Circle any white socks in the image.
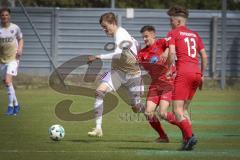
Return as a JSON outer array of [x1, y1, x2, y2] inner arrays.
[[94, 98, 103, 129], [6, 84, 18, 107]]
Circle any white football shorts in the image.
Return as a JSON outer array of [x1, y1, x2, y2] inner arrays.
[[0, 60, 19, 79], [100, 69, 144, 106]]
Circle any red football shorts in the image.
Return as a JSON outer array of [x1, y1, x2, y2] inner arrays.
[[173, 72, 202, 100], [146, 84, 172, 105]]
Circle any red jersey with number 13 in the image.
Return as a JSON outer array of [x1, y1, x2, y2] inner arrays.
[[167, 26, 204, 73]]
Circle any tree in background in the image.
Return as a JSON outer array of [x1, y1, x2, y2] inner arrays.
[[18, 0, 110, 8], [1, 0, 240, 10]]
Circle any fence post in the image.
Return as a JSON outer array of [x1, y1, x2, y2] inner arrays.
[[51, 7, 59, 72], [117, 14, 122, 26], [111, 0, 115, 9], [212, 16, 218, 79], [221, 0, 227, 89]]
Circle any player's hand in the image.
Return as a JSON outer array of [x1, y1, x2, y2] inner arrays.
[[165, 69, 172, 80], [199, 76, 204, 90], [87, 55, 97, 64], [16, 49, 23, 59], [159, 57, 167, 64]]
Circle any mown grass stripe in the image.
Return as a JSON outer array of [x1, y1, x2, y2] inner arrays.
[[191, 101, 240, 106], [0, 149, 239, 156], [191, 110, 240, 114]]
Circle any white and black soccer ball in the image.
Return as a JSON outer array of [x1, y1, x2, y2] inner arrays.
[[48, 124, 65, 141]]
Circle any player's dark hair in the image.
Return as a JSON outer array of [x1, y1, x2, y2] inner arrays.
[[99, 12, 118, 25], [0, 8, 11, 14], [140, 25, 156, 33], [167, 5, 188, 18]]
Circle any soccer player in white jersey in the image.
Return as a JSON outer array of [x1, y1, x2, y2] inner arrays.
[[0, 8, 24, 115], [87, 12, 144, 137]]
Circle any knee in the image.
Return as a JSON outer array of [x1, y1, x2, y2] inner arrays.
[[173, 110, 184, 121], [144, 110, 154, 119], [159, 111, 166, 119], [131, 103, 145, 113], [95, 90, 106, 99], [3, 79, 10, 86], [184, 110, 189, 117], [131, 106, 138, 113], [4, 81, 12, 87]]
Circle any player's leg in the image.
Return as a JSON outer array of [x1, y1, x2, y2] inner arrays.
[[183, 100, 191, 124], [128, 76, 145, 113], [173, 72, 201, 150], [175, 100, 197, 151], [173, 100, 191, 138], [155, 99, 170, 142], [88, 71, 121, 137], [4, 74, 14, 115], [145, 100, 169, 143], [158, 99, 179, 127], [157, 100, 185, 142], [4, 61, 19, 116], [157, 91, 179, 126], [143, 85, 168, 142], [173, 100, 197, 151], [157, 100, 169, 119], [181, 73, 202, 150], [184, 72, 202, 125], [88, 82, 111, 137]]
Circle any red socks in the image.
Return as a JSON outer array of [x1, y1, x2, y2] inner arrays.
[[179, 119, 193, 142], [148, 112, 192, 142], [166, 112, 192, 142], [166, 112, 179, 126], [148, 115, 167, 138]]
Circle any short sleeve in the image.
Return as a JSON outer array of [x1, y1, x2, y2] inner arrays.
[[156, 38, 168, 49], [16, 25, 23, 40], [167, 31, 175, 46]]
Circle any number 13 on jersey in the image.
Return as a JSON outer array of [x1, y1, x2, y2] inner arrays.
[[184, 37, 197, 58]]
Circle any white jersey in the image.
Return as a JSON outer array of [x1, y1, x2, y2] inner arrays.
[[114, 27, 139, 57], [100, 27, 140, 75], [0, 23, 23, 63]]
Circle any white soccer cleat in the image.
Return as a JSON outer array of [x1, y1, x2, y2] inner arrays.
[[88, 128, 103, 137]]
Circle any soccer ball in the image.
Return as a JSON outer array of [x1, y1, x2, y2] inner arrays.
[[48, 124, 65, 141]]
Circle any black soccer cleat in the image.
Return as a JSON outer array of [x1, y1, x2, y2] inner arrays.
[[181, 134, 198, 151]]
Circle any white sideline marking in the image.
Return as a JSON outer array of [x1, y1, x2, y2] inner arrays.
[[0, 150, 239, 156]]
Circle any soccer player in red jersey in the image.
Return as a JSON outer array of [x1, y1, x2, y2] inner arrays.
[[138, 25, 177, 143], [166, 6, 207, 150]]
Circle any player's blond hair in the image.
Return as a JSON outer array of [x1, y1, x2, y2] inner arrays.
[[99, 12, 118, 25]]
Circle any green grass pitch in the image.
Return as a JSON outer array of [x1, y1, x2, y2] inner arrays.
[[0, 88, 240, 160]]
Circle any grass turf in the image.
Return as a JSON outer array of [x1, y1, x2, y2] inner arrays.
[[0, 88, 240, 160]]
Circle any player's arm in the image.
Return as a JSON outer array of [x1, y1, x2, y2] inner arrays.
[[88, 35, 134, 64], [160, 38, 170, 63], [152, 48, 169, 64], [198, 48, 207, 90], [167, 44, 175, 68], [17, 38, 24, 57], [196, 33, 207, 90], [165, 45, 175, 79], [199, 49, 207, 76], [161, 47, 169, 63], [165, 32, 175, 70], [87, 51, 121, 64], [16, 26, 24, 59]]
